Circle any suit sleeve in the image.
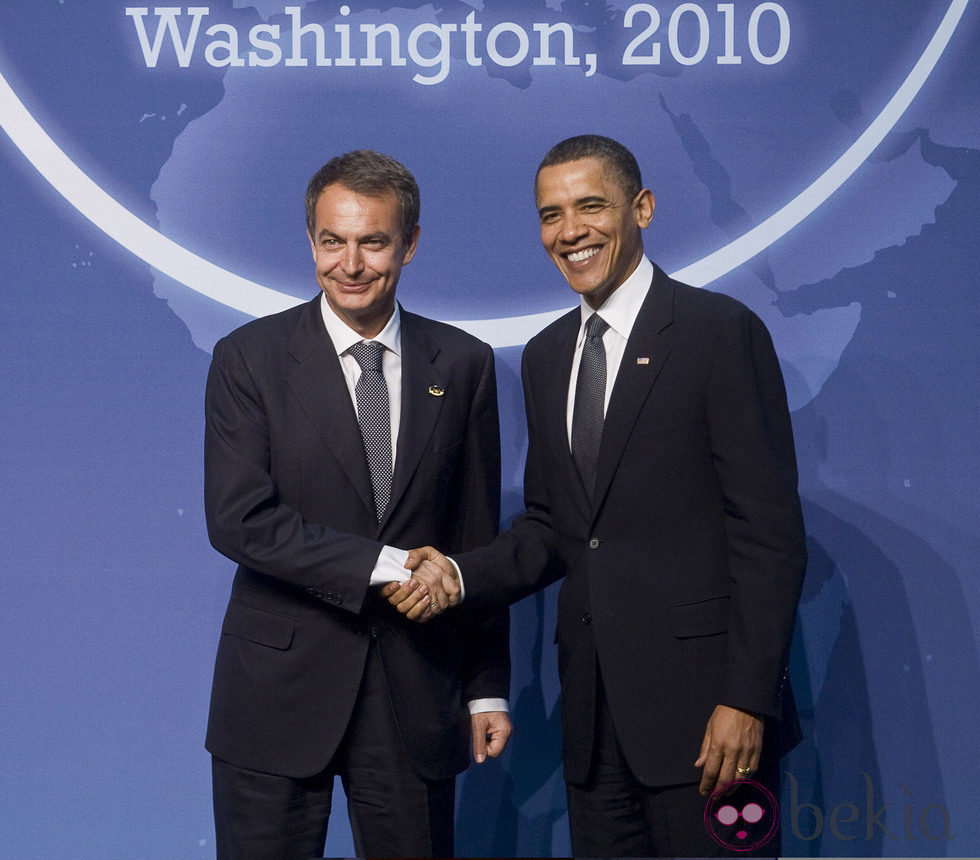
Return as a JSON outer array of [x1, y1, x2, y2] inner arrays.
[[706, 306, 806, 718], [454, 345, 562, 610], [204, 336, 382, 614], [456, 345, 512, 702]]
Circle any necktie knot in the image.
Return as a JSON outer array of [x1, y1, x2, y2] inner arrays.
[[585, 313, 609, 341], [349, 340, 385, 371]]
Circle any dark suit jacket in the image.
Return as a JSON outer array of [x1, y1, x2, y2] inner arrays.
[[458, 266, 806, 787], [204, 297, 509, 781]]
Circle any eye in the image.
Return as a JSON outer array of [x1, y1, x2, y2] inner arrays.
[[318, 237, 340, 249], [716, 805, 739, 826], [741, 803, 765, 823], [540, 212, 560, 225]]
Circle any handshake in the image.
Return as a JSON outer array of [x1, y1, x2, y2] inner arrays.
[[381, 546, 458, 622]]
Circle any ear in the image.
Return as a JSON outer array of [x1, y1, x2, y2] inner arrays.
[[633, 189, 655, 229], [401, 225, 421, 265]]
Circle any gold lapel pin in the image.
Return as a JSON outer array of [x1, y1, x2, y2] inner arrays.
[[636, 357, 650, 365], [428, 385, 445, 397]]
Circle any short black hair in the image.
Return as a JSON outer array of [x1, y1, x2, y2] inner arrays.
[[536, 135, 643, 200], [305, 150, 420, 243]]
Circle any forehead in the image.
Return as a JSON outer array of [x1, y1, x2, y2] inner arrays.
[[312, 183, 401, 234], [535, 157, 623, 206]]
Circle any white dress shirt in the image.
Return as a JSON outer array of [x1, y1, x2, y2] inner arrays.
[[566, 256, 654, 446], [320, 295, 506, 715]]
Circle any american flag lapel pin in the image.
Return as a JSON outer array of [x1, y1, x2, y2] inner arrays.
[[636, 357, 650, 365]]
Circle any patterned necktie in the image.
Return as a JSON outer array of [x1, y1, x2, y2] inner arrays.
[[348, 340, 392, 521], [570, 313, 609, 499]]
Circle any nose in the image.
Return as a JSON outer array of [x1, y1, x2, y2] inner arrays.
[[559, 212, 588, 245], [340, 241, 364, 274]]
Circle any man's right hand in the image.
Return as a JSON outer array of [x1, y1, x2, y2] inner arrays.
[[382, 547, 459, 622]]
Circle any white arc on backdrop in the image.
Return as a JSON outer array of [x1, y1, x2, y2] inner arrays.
[[0, 0, 968, 347]]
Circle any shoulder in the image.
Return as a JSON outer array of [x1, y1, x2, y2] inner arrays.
[[524, 307, 578, 357], [667, 277, 769, 338], [401, 309, 493, 360], [670, 276, 751, 318], [215, 298, 311, 355]]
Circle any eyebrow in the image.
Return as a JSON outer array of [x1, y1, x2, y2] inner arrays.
[[315, 229, 392, 243]]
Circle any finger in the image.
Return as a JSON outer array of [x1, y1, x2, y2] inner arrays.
[[404, 590, 432, 621], [486, 719, 513, 758], [380, 581, 399, 598], [486, 732, 505, 758], [387, 578, 421, 609], [736, 745, 762, 780], [393, 582, 431, 616], [698, 751, 723, 796], [716, 750, 739, 790]]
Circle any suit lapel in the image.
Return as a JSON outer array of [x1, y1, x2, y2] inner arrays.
[[285, 298, 375, 518], [592, 271, 674, 518], [386, 310, 446, 528]]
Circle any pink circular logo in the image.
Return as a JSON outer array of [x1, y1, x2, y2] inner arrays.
[[703, 778, 780, 852]]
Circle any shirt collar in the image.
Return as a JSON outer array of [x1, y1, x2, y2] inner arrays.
[[319, 294, 402, 357], [578, 255, 653, 342]]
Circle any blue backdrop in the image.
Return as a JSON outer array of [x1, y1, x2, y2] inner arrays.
[[0, 1, 976, 856]]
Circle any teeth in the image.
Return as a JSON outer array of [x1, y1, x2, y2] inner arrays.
[[567, 247, 600, 263]]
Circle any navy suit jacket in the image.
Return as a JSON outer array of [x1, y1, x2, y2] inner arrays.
[[204, 297, 509, 780], [458, 266, 805, 787]]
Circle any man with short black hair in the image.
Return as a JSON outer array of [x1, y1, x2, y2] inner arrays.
[[393, 135, 806, 856]]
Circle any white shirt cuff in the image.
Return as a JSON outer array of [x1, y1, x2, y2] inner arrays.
[[447, 556, 465, 601], [468, 698, 509, 714], [368, 545, 412, 585]]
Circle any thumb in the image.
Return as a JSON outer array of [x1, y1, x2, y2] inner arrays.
[[472, 721, 488, 764]]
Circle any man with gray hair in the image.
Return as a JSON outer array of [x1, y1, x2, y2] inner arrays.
[[204, 150, 511, 857]]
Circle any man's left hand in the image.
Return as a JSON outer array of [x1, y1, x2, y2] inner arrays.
[[470, 710, 512, 764], [695, 704, 763, 795]]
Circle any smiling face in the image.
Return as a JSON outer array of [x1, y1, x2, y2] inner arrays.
[[308, 182, 419, 338], [535, 157, 654, 309]]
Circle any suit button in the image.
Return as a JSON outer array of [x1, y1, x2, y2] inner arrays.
[[581, 612, 592, 625], [588, 538, 600, 549]]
